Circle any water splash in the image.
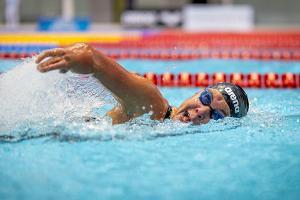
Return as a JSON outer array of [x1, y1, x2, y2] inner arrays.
[[1, 59, 292, 143], [0, 59, 202, 142], [0, 58, 115, 136]]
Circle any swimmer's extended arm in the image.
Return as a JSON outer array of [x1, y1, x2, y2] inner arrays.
[[36, 43, 168, 120]]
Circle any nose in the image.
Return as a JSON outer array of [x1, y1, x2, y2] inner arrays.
[[190, 107, 211, 124], [190, 108, 203, 120]]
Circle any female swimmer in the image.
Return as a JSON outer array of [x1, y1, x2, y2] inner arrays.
[[36, 43, 249, 125]]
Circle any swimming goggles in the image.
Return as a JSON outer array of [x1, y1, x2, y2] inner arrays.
[[199, 88, 225, 120]]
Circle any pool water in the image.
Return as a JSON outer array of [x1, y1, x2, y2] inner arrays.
[[0, 58, 300, 200]]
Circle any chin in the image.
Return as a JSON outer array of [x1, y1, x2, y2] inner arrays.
[[173, 115, 188, 123], [172, 114, 181, 121]]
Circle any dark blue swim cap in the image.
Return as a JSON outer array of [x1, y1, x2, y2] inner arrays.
[[210, 82, 249, 118]]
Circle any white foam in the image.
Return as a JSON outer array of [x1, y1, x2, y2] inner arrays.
[[0, 58, 115, 133]]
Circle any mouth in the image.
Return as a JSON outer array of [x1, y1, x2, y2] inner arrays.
[[176, 110, 190, 123]]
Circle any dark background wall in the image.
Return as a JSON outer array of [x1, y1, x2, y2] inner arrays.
[[0, 0, 299, 27]]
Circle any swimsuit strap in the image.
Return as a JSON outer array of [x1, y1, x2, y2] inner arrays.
[[164, 105, 173, 120]]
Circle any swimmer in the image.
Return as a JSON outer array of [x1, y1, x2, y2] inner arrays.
[[36, 43, 249, 125]]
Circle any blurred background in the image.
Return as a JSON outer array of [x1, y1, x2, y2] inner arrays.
[[0, 0, 299, 32]]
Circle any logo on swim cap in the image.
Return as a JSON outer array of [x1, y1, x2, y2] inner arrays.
[[210, 82, 249, 118], [224, 87, 239, 113]]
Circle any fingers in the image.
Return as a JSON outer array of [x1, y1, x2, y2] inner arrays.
[[37, 56, 62, 69], [35, 48, 65, 64], [38, 60, 68, 73]]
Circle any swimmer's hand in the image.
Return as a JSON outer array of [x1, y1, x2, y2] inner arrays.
[[36, 43, 95, 74]]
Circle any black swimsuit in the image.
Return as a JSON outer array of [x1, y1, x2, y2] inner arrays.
[[164, 105, 173, 120]]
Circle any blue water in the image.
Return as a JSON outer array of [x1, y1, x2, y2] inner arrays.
[[0, 59, 300, 200], [2, 59, 300, 74]]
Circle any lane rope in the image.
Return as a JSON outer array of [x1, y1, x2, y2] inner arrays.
[[1, 71, 298, 88], [1, 50, 300, 61], [142, 72, 300, 88]]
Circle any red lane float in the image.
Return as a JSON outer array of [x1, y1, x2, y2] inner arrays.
[[89, 31, 300, 50], [230, 73, 245, 87], [144, 72, 158, 85], [220, 51, 230, 59], [282, 73, 297, 88], [251, 50, 261, 60], [0, 70, 299, 88], [141, 72, 300, 88], [264, 73, 280, 88], [160, 73, 175, 87], [241, 51, 251, 59], [195, 73, 209, 87], [1, 50, 300, 61], [178, 72, 192, 87], [83, 49, 298, 61], [212, 73, 227, 84], [292, 51, 300, 60], [282, 51, 291, 60], [138, 32, 300, 49], [247, 73, 262, 88]]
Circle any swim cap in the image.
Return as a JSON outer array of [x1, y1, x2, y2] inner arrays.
[[210, 82, 249, 118]]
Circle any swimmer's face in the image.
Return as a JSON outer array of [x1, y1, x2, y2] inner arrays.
[[172, 89, 230, 125]]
